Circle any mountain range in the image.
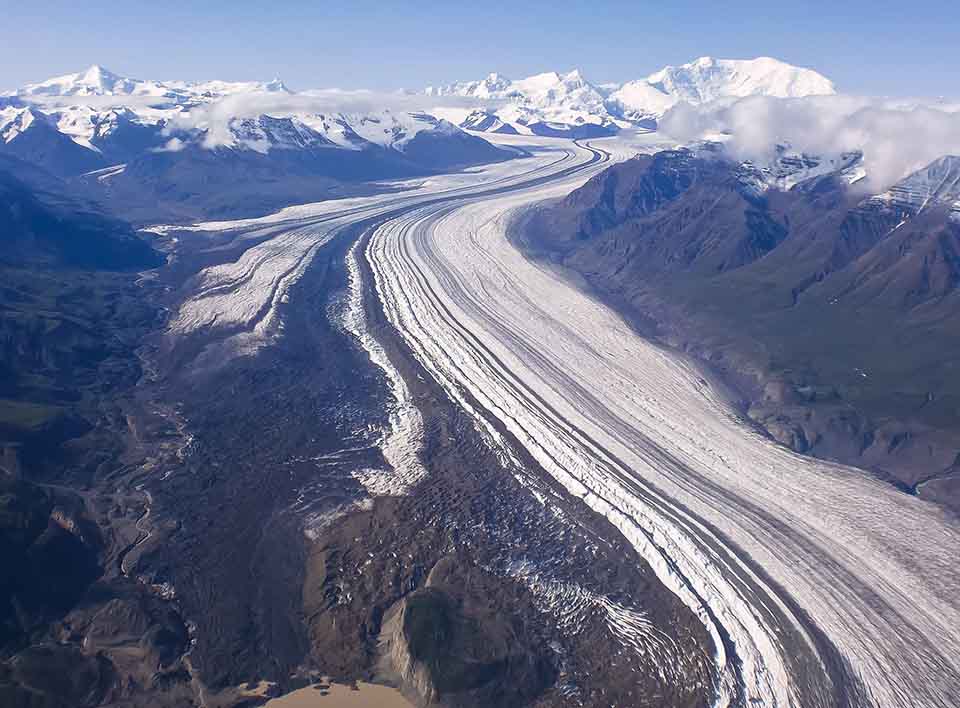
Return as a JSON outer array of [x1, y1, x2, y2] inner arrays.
[[427, 56, 836, 136], [12, 63, 290, 99], [0, 57, 842, 220], [1, 66, 514, 221]]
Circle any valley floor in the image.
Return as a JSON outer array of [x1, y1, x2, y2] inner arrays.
[[141, 133, 960, 707], [5, 133, 959, 708]]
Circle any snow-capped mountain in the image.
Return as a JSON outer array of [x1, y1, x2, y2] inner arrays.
[[1, 65, 517, 222], [733, 146, 866, 196], [430, 56, 837, 135], [12, 64, 158, 97], [5, 64, 507, 160], [1, 100, 169, 173], [1, 105, 39, 144], [11, 64, 289, 100], [865, 155, 960, 221], [331, 111, 463, 151], [652, 56, 834, 102], [428, 69, 622, 137], [197, 110, 468, 157], [426, 73, 513, 100], [0, 104, 108, 175], [1, 65, 512, 175], [610, 56, 835, 121]]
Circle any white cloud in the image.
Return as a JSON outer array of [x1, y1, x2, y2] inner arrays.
[[151, 136, 186, 153], [659, 94, 960, 191]]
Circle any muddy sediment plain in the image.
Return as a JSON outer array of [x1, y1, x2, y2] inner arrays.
[[264, 680, 413, 708]]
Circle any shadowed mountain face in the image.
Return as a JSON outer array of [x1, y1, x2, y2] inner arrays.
[[77, 126, 515, 224], [398, 123, 516, 170], [0, 156, 161, 475], [0, 160, 162, 270], [528, 150, 960, 509], [0, 477, 102, 649], [0, 110, 105, 178]]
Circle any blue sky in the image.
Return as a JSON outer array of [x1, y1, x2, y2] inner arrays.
[[3, 0, 958, 97]]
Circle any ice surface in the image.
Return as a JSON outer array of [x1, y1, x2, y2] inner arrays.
[[364, 135, 960, 707]]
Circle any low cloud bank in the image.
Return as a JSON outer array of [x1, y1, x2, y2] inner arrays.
[[166, 89, 492, 147], [24, 90, 495, 150], [659, 94, 960, 191]]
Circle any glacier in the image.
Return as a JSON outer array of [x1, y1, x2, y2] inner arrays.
[[362, 136, 960, 707]]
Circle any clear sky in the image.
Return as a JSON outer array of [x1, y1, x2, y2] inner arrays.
[[3, 0, 958, 97]]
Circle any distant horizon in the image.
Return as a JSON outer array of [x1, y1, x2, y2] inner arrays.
[[3, 1, 958, 99], [6, 55, 957, 102], [12, 55, 819, 88]]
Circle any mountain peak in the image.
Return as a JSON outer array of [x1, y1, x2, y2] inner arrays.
[[643, 56, 836, 105], [520, 71, 563, 85], [0, 105, 42, 143], [427, 56, 837, 137], [80, 64, 120, 86], [14, 64, 138, 97], [263, 77, 289, 93], [13, 66, 297, 100]]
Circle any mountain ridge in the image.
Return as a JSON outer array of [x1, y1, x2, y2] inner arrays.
[[427, 56, 836, 135], [1, 66, 518, 221], [9, 63, 290, 99], [525, 149, 960, 510]]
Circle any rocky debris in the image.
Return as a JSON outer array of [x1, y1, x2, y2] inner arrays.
[[376, 558, 556, 707], [294, 228, 714, 707]]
